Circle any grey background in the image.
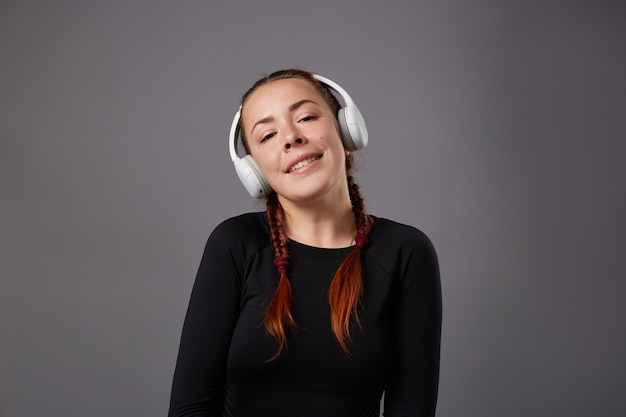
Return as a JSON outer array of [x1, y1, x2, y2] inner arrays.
[[1, 1, 625, 416]]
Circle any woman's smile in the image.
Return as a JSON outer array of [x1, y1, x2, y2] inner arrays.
[[287, 154, 322, 173]]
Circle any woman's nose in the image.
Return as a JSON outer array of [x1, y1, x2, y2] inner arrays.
[[284, 137, 303, 150], [283, 124, 304, 150]]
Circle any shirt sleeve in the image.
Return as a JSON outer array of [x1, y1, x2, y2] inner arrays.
[[383, 230, 442, 417], [168, 223, 244, 417]]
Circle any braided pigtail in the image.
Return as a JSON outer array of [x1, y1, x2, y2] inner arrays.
[[328, 176, 371, 356], [264, 193, 297, 360]]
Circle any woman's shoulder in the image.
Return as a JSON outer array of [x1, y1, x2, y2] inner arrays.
[[369, 215, 435, 249], [207, 212, 270, 248], [367, 216, 440, 287], [367, 215, 438, 268]]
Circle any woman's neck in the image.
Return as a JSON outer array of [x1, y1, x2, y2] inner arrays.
[[278, 190, 356, 249]]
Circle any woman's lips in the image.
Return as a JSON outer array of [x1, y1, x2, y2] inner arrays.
[[287, 154, 322, 173]]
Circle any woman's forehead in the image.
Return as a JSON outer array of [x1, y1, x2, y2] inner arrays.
[[245, 78, 321, 108], [241, 78, 327, 125]]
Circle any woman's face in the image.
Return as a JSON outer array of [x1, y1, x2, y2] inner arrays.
[[241, 78, 349, 204]]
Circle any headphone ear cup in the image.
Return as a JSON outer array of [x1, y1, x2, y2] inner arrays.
[[337, 104, 368, 151], [234, 155, 272, 198]]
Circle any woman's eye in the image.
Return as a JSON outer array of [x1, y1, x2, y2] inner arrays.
[[261, 132, 276, 143], [299, 115, 317, 122]]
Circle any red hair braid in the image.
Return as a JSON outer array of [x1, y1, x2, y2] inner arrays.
[[264, 193, 296, 361], [328, 175, 371, 356]]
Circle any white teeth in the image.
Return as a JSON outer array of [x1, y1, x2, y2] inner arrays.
[[290, 156, 319, 172]]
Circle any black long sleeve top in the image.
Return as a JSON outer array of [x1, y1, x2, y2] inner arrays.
[[168, 212, 442, 417]]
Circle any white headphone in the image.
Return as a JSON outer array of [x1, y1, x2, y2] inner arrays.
[[228, 73, 368, 198]]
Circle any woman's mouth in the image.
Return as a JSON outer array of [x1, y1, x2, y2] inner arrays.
[[289, 155, 321, 173]]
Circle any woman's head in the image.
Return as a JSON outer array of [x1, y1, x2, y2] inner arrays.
[[239, 69, 354, 176], [238, 70, 353, 204]]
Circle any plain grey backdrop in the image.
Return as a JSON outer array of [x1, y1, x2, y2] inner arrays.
[[1, 1, 625, 416]]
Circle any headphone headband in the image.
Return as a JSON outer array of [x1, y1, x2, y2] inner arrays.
[[229, 73, 368, 198]]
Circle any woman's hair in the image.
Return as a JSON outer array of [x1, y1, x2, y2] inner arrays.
[[239, 68, 371, 360]]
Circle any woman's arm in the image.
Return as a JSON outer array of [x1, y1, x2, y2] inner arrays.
[[168, 226, 243, 417], [384, 231, 442, 417]]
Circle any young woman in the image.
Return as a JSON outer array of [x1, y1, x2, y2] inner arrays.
[[168, 69, 442, 417]]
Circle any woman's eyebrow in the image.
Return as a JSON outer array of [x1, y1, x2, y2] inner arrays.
[[289, 99, 317, 111], [251, 116, 274, 133]]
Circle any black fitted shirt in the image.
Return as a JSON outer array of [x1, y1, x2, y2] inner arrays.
[[168, 213, 441, 417]]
